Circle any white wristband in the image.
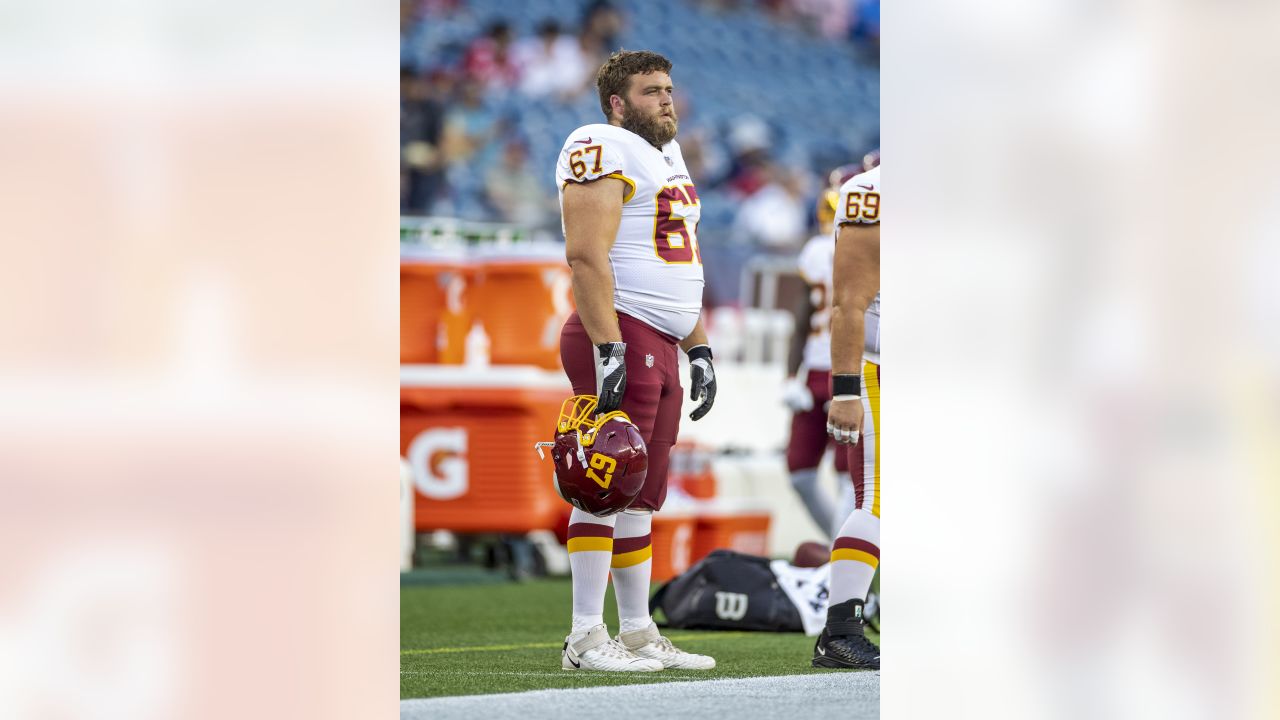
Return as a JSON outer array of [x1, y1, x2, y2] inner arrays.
[[831, 394, 861, 402]]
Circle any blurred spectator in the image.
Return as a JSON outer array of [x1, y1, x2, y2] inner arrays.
[[576, 1, 626, 73], [760, 0, 799, 24], [515, 19, 591, 101], [670, 91, 730, 187], [461, 20, 521, 91], [583, 1, 625, 50], [400, 1, 417, 34], [440, 77, 505, 169], [485, 140, 556, 228], [724, 114, 774, 197], [677, 125, 730, 190], [401, 67, 448, 213], [790, 0, 852, 40], [420, 0, 464, 15], [731, 163, 809, 248]]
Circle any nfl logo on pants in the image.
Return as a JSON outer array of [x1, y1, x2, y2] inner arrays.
[[645, 353, 654, 368]]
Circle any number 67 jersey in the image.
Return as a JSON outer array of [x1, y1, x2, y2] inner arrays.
[[556, 123, 705, 341]]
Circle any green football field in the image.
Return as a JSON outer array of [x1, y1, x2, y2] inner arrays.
[[401, 577, 878, 699]]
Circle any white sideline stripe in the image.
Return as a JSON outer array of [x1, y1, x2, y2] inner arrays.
[[401, 672, 879, 720]]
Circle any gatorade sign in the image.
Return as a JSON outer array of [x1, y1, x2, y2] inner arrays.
[[407, 427, 468, 500]]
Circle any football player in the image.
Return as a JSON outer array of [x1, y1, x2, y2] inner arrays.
[[815, 162, 881, 669], [782, 165, 864, 539], [555, 50, 717, 672]]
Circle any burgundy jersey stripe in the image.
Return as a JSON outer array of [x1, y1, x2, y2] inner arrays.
[[567, 522, 615, 539], [612, 534, 652, 554], [832, 537, 879, 558]]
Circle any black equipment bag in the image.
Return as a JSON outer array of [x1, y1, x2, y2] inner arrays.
[[648, 549, 804, 632]]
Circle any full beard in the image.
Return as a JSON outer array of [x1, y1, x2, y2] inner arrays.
[[621, 104, 678, 148]]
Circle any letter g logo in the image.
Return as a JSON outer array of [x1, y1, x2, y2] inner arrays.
[[408, 427, 468, 500]]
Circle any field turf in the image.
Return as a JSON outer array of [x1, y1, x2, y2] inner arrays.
[[401, 577, 876, 699]]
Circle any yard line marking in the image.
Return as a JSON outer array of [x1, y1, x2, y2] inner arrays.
[[401, 631, 751, 656]]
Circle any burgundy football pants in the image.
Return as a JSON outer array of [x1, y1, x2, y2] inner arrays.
[[786, 369, 851, 475], [560, 311, 683, 512]]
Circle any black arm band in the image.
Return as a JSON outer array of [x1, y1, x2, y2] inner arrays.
[[686, 345, 713, 362], [832, 374, 862, 396]]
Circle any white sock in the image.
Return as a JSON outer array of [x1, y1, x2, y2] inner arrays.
[[789, 468, 836, 539], [611, 510, 654, 634], [567, 508, 617, 637], [829, 508, 880, 605], [571, 614, 604, 636]]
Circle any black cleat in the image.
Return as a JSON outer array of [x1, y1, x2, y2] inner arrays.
[[812, 627, 880, 669], [812, 598, 880, 669]]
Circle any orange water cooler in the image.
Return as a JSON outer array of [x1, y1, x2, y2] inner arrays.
[[689, 503, 772, 565], [469, 249, 574, 370], [650, 512, 697, 582], [401, 249, 472, 365]]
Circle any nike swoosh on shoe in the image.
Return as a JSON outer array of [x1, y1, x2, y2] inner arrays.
[[563, 642, 582, 668]]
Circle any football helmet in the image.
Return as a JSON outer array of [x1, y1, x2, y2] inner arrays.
[[862, 148, 880, 171], [827, 163, 864, 191], [819, 162, 867, 227], [816, 188, 839, 228], [535, 395, 648, 516]]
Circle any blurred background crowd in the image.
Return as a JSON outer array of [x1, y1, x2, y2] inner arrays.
[[401, 0, 879, 304]]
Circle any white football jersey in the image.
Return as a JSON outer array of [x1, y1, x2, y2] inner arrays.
[[796, 233, 834, 371], [834, 166, 881, 364], [556, 123, 705, 340]]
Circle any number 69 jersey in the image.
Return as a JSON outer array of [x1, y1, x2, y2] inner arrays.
[[835, 165, 881, 364], [556, 123, 705, 341]]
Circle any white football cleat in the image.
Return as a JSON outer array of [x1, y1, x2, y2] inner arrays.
[[618, 623, 716, 670], [562, 625, 664, 672]]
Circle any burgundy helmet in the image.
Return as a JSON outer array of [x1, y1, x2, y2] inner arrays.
[[537, 395, 647, 516]]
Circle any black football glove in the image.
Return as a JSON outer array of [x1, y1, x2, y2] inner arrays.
[[594, 342, 627, 414], [686, 345, 716, 421]]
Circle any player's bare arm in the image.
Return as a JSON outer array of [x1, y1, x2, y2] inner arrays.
[[827, 222, 879, 444], [563, 177, 627, 344]]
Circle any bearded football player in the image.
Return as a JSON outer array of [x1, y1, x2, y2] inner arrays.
[[554, 50, 717, 672], [817, 162, 881, 669]]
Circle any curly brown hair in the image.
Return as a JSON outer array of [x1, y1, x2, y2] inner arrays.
[[595, 50, 673, 118]]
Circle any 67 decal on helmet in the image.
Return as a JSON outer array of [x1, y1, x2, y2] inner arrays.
[[535, 395, 648, 516]]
